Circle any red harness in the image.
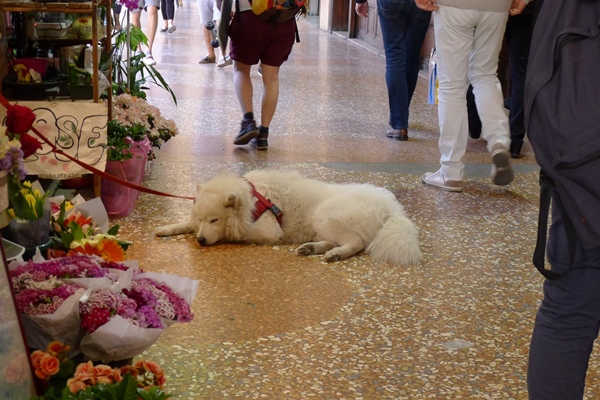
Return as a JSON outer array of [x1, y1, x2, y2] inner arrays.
[[248, 181, 283, 226]]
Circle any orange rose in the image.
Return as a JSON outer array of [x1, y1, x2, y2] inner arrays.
[[67, 378, 87, 394], [46, 341, 68, 357], [39, 354, 60, 376], [35, 368, 50, 380], [73, 361, 95, 382], [119, 365, 138, 378], [135, 360, 166, 388], [31, 350, 44, 369], [93, 364, 114, 378], [112, 368, 123, 383]]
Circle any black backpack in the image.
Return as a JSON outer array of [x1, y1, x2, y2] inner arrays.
[[525, 0, 600, 279]]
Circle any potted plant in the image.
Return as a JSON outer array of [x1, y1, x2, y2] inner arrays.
[[100, 94, 179, 217], [30, 341, 172, 400], [100, 22, 177, 104]]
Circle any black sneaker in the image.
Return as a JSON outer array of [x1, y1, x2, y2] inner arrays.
[[234, 119, 259, 145], [250, 134, 269, 150]]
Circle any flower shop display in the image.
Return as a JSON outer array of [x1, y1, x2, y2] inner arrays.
[[30, 341, 171, 400], [49, 197, 131, 261], [7, 252, 199, 364]]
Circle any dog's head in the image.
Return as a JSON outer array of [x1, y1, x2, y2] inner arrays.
[[189, 177, 253, 246]]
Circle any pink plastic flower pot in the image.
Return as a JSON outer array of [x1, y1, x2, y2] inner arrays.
[[100, 147, 146, 218]]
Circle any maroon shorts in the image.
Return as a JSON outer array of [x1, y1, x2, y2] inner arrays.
[[229, 11, 296, 67]]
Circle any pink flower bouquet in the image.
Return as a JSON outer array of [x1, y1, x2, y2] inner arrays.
[[79, 288, 165, 363], [8, 260, 85, 354]]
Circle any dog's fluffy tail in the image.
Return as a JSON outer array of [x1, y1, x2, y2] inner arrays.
[[366, 215, 421, 265]]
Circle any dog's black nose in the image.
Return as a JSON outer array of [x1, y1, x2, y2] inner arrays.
[[197, 236, 207, 246]]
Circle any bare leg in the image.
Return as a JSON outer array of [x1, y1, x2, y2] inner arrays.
[[233, 61, 253, 113], [259, 63, 280, 128], [146, 5, 159, 55], [203, 27, 216, 59]]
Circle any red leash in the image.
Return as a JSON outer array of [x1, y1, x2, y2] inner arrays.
[[0, 94, 195, 201]]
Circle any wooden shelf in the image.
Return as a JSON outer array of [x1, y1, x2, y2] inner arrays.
[[1, 0, 107, 102], [0, 1, 97, 14]]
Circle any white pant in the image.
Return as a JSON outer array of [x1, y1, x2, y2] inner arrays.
[[433, 6, 509, 181]]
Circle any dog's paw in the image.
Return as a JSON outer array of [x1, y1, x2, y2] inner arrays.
[[296, 243, 315, 256], [324, 249, 343, 262], [154, 226, 173, 237]]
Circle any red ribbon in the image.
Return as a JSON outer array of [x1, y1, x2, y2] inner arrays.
[[0, 94, 194, 201]]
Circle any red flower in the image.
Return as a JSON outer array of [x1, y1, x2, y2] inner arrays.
[[6, 104, 36, 135], [18, 133, 42, 158]]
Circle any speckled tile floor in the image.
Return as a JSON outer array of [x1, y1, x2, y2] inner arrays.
[[113, 3, 600, 399]]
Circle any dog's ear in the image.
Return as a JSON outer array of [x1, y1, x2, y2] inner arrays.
[[224, 193, 237, 208]]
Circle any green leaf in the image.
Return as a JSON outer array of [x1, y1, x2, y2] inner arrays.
[[107, 225, 119, 236]]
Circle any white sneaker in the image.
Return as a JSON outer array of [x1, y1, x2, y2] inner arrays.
[[217, 56, 232, 68], [168, 25, 177, 33], [143, 55, 157, 66], [421, 170, 464, 192]]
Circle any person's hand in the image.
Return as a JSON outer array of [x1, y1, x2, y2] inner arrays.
[[414, 0, 438, 11], [509, 0, 528, 15], [355, 2, 369, 18]]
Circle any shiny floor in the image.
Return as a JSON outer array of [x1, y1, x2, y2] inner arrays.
[[116, 3, 600, 399]]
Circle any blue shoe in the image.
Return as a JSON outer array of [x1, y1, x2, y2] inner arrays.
[[233, 119, 258, 145], [250, 133, 268, 150]]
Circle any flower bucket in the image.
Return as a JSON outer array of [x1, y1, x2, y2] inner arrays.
[[9, 211, 51, 249], [100, 147, 146, 218]]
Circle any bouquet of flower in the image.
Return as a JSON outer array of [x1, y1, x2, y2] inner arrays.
[[30, 341, 171, 400], [7, 180, 50, 221], [50, 198, 131, 262], [78, 272, 197, 363], [112, 94, 178, 153], [0, 126, 27, 179], [79, 287, 165, 363], [124, 277, 194, 325]]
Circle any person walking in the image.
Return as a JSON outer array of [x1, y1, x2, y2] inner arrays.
[[132, 0, 160, 66], [197, 0, 231, 66], [416, 0, 519, 192], [355, 0, 431, 141], [228, 1, 297, 150], [160, 0, 177, 33], [504, 0, 535, 158], [524, 0, 600, 398]]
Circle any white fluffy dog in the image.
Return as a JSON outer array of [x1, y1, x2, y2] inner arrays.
[[154, 170, 421, 265]]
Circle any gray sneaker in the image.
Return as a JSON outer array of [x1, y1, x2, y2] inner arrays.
[[490, 143, 514, 186]]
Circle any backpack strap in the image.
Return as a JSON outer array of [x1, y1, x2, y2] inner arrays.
[[532, 170, 577, 280]]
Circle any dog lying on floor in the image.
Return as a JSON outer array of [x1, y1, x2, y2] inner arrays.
[[154, 170, 421, 265]]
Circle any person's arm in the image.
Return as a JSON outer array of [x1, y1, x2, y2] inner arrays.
[[414, 0, 438, 12], [509, 0, 531, 15], [355, 0, 369, 18]]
